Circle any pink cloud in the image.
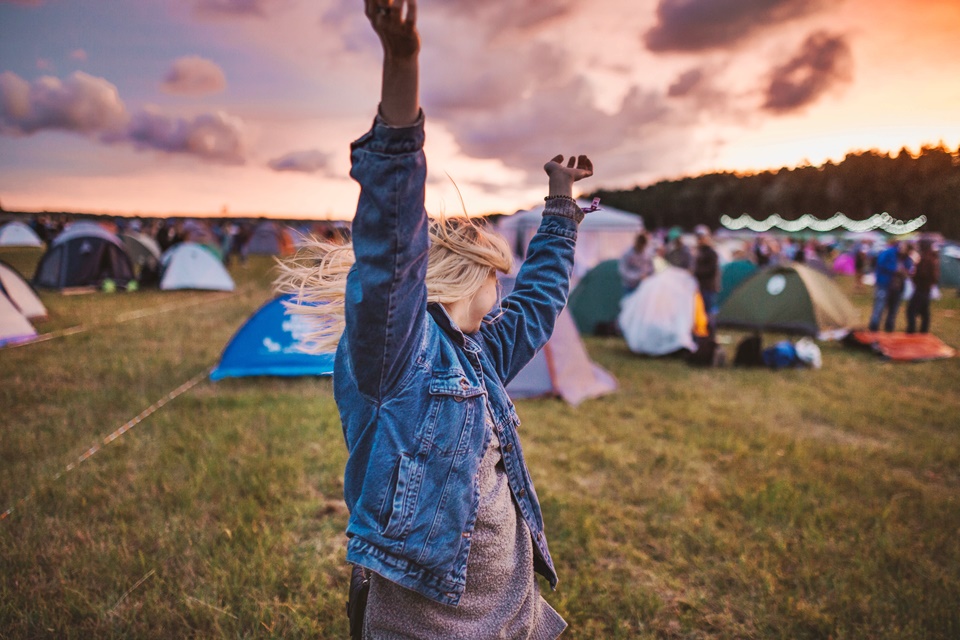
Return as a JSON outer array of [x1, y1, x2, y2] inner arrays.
[[763, 31, 853, 113], [268, 149, 332, 174], [120, 107, 246, 164], [70, 49, 88, 62], [161, 56, 227, 96], [0, 71, 126, 135]]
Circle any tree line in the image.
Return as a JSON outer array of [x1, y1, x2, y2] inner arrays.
[[588, 144, 960, 239]]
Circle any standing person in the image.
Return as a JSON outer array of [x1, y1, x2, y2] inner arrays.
[[906, 239, 940, 334], [664, 227, 692, 270], [276, 2, 593, 637], [869, 239, 914, 332], [618, 231, 654, 294], [692, 225, 720, 333]]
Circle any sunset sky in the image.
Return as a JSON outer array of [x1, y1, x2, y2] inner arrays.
[[1, 0, 959, 220]]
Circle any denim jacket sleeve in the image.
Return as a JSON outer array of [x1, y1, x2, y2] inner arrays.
[[345, 112, 429, 401], [479, 208, 578, 384]]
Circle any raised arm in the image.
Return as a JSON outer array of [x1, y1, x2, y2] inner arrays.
[[365, 0, 420, 125], [345, 0, 427, 400], [480, 155, 594, 383]]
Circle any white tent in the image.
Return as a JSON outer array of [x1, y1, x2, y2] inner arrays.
[[618, 266, 699, 356], [0, 294, 37, 347], [497, 200, 644, 281], [499, 275, 617, 406], [160, 242, 235, 291], [0, 261, 47, 320], [0, 221, 43, 247]]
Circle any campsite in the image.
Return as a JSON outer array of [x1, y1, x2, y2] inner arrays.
[[2, 233, 959, 639]]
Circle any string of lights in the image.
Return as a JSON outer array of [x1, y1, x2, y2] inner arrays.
[[720, 212, 927, 234]]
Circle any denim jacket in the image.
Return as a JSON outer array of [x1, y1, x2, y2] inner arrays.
[[336, 113, 579, 606]]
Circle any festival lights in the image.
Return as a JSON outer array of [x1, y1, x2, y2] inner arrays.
[[719, 212, 927, 234]]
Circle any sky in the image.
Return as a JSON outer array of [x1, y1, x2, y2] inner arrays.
[[1, 0, 959, 220]]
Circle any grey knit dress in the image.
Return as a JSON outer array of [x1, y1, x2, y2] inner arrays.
[[363, 408, 566, 639]]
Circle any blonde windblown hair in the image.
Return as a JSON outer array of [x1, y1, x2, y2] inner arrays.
[[274, 217, 514, 354]]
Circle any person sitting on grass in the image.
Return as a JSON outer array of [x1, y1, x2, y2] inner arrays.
[[276, 1, 594, 637]]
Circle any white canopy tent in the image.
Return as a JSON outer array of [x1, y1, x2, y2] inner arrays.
[[497, 200, 644, 282], [0, 221, 43, 247]]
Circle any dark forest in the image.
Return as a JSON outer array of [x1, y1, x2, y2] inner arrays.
[[589, 144, 960, 238]]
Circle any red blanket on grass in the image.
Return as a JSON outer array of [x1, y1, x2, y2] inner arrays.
[[849, 331, 956, 361]]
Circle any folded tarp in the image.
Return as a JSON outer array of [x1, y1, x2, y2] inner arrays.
[[847, 331, 955, 362]]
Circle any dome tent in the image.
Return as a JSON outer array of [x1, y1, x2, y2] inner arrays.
[[211, 295, 334, 380], [33, 224, 134, 289], [0, 293, 36, 347], [160, 242, 235, 291], [499, 274, 617, 406], [618, 266, 700, 356], [567, 259, 623, 335], [0, 221, 43, 247], [0, 260, 47, 320], [717, 262, 859, 338]]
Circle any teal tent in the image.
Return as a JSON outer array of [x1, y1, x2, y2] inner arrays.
[[717, 262, 859, 337], [718, 259, 758, 307], [941, 244, 960, 291], [568, 259, 623, 335]]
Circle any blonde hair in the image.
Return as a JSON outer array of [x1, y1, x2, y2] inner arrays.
[[275, 216, 513, 354]]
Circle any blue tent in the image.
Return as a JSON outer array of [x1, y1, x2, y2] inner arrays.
[[211, 295, 334, 380]]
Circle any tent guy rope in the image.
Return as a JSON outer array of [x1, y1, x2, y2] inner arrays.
[[1, 366, 212, 522]]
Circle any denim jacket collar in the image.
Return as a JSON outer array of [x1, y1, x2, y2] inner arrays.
[[427, 302, 482, 355]]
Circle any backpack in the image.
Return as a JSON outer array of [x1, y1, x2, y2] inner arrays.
[[734, 334, 764, 367]]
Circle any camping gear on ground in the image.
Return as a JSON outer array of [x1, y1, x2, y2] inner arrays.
[[160, 242, 235, 291], [846, 331, 956, 362], [497, 201, 643, 282], [245, 220, 296, 256], [33, 224, 134, 289], [568, 259, 622, 335], [941, 244, 960, 292], [794, 337, 822, 368], [0, 221, 44, 247], [718, 259, 758, 308], [733, 334, 764, 367], [0, 293, 36, 347], [618, 266, 699, 356], [0, 261, 47, 320], [499, 275, 617, 405], [210, 295, 334, 380], [717, 262, 859, 339], [762, 341, 799, 369]]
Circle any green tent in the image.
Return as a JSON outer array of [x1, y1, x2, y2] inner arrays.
[[717, 262, 859, 336], [940, 244, 960, 291], [568, 259, 623, 335], [718, 259, 758, 307]]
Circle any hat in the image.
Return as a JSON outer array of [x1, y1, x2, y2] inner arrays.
[[667, 226, 683, 242], [694, 224, 710, 237]]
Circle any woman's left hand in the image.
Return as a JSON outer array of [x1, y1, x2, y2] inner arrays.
[[544, 154, 594, 197]]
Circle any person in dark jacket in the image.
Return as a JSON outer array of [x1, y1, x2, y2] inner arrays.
[[906, 239, 940, 333], [693, 224, 720, 334]]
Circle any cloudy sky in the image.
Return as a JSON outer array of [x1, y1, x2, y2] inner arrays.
[[1, 0, 959, 219]]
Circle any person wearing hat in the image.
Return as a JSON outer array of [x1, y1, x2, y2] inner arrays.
[[692, 224, 720, 335]]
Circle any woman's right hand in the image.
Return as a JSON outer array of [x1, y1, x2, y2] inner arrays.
[[365, 0, 419, 60]]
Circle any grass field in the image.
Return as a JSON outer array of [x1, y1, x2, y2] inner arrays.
[[2, 245, 959, 639]]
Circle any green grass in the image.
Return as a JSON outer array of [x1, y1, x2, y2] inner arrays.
[[2, 248, 959, 638]]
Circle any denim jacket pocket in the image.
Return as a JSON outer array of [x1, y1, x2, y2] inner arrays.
[[379, 453, 422, 540], [420, 373, 485, 458]]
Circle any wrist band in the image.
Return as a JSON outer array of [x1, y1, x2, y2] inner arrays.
[[543, 195, 585, 224]]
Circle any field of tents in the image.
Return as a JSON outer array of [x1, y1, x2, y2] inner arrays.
[[2, 234, 960, 638]]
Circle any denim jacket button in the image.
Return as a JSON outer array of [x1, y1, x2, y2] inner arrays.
[[454, 396, 464, 403], [459, 377, 468, 387], [503, 443, 514, 453], [517, 488, 526, 498]]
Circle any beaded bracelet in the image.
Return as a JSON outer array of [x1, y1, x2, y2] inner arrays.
[[543, 194, 577, 203]]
